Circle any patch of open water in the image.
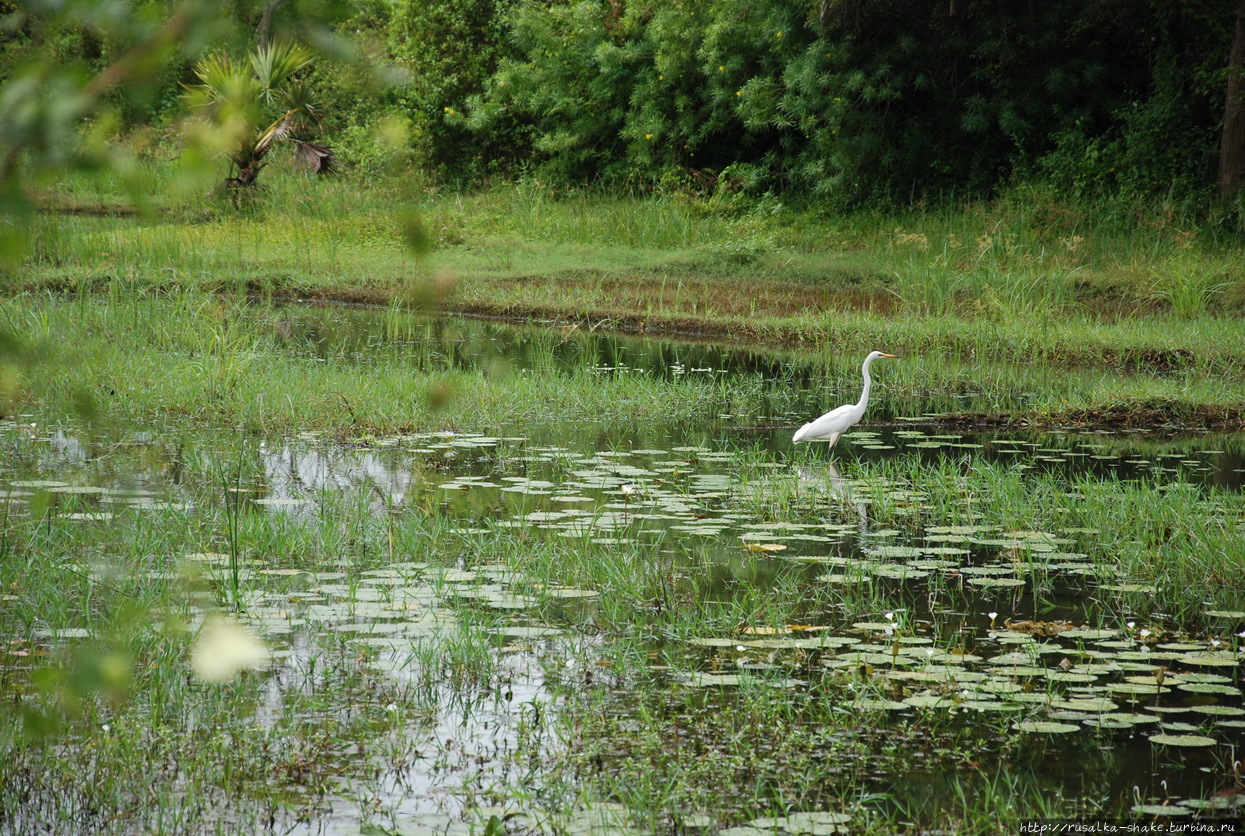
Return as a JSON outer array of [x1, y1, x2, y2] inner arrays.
[[3, 312, 1244, 832]]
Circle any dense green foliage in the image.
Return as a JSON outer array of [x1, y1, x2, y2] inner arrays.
[[464, 0, 1236, 203], [387, 0, 526, 177], [0, 0, 1241, 205]]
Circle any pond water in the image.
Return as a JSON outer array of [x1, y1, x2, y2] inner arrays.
[[4, 309, 1245, 834]]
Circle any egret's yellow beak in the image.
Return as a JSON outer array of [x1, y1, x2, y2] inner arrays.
[[881, 353, 898, 358]]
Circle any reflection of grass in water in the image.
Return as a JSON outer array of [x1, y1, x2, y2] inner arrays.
[[9, 294, 1245, 441], [4, 298, 1245, 831], [3, 421, 1244, 831]]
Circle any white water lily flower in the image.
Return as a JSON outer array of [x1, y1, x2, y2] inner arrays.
[[191, 615, 270, 683]]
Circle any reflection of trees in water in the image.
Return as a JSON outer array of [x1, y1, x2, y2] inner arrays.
[[272, 306, 801, 383], [797, 461, 870, 537], [261, 443, 424, 508], [259, 441, 518, 523]]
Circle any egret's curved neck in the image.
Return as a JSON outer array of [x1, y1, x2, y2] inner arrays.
[[857, 356, 876, 408]]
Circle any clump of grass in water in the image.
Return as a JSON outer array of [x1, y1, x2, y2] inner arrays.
[[220, 443, 247, 611], [732, 449, 1245, 623], [0, 437, 490, 832]]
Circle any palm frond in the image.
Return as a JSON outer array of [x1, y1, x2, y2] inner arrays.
[[276, 79, 324, 126], [253, 108, 303, 157], [184, 51, 262, 125], [250, 41, 312, 106], [190, 53, 239, 98], [293, 141, 335, 174]]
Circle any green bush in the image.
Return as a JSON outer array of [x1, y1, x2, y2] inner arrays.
[[462, 0, 1237, 206], [388, 0, 524, 179]]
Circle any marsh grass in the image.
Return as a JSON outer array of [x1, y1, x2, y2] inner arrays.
[[7, 293, 1245, 444], [3, 405, 1243, 832], [5, 165, 1245, 832], [0, 446, 496, 833], [1145, 252, 1237, 319], [728, 447, 1245, 620], [19, 162, 1245, 336]]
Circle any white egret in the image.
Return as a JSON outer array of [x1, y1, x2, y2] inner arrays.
[[793, 351, 897, 446]]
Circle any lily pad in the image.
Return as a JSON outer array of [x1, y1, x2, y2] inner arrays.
[[1148, 733, 1217, 747], [1179, 652, 1243, 667], [1014, 721, 1081, 734], [968, 577, 1026, 588], [1177, 683, 1241, 696], [1189, 705, 1245, 717], [1130, 804, 1191, 817], [853, 698, 909, 711]]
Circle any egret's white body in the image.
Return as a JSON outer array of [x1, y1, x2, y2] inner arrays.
[[793, 351, 897, 446]]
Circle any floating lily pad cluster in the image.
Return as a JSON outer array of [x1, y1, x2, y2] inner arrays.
[[327, 434, 1245, 776], [851, 428, 1238, 487], [182, 555, 598, 655], [3, 422, 1243, 827], [686, 618, 1245, 768]]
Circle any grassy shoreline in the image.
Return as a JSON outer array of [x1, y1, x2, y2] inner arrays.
[[1, 292, 1241, 441], [10, 166, 1245, 430]]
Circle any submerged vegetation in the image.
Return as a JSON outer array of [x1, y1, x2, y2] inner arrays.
[[1, 391, 1243, 833], [3, 304, 1245, 833]]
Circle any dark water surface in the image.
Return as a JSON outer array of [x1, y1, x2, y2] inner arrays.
[[4, 307, 1244, 833]]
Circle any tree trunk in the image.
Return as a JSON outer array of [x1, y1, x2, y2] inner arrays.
[[255, 0, 286, 50], [1220, 2, 1245, 199]]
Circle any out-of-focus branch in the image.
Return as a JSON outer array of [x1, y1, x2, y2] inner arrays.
[[0, 7, 193, 182], [84, 9, 192, 100]]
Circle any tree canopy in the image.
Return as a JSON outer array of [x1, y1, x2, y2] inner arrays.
[[1, 0, 1242, 208]]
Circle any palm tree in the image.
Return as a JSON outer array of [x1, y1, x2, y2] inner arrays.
[[184, 41, 334, 190]]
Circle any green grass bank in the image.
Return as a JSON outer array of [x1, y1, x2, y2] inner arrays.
[[9, 163, 1245, 429]]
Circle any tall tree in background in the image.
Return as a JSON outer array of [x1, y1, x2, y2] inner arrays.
[[1221, 2, 1245, 199], [468, 0, 1236, 204]]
